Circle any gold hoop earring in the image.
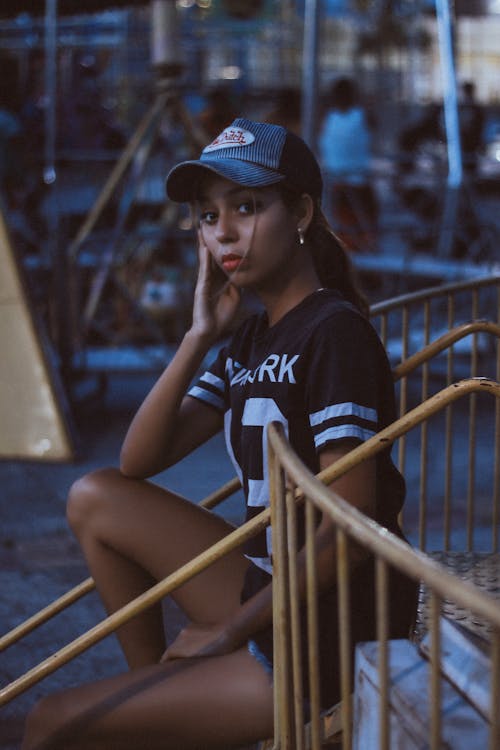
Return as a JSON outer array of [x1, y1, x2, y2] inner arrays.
[[298, 227, 305, 246]]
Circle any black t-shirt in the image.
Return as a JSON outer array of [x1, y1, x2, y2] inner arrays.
[[188, 289, 405, 568], [188, 289, 416, 704]]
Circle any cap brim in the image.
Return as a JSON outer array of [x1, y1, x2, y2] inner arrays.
[[165, 159, 285, 202]]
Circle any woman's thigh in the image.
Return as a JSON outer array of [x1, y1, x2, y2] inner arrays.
[[68, 468, 249, 623], [25, 648, 274, 750]]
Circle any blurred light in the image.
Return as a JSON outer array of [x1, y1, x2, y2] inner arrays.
[[197, 0, 212, 7], [221, 65, 242, 79], [35, 438, 52, 456], [43, 167, 56, 185], [489, 0, 500, 11], [177, 0, 196, 8], [495, 147, 500, 162]]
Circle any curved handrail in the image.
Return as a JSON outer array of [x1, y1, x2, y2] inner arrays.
[[1, 318, 499, 652], [370, 273, 500, 317], [315, 378, 500, 487], [392, 320, 500, 380], [267, 416, 500, 748], [1, 378, 499, 706], [268, 415, 500, 634]]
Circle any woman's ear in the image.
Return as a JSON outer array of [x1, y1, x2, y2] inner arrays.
[[296, 193, 315, 234]]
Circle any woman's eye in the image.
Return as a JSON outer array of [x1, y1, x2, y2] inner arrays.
[[199, 210, 217, 224], [238, 200, 260, 215]]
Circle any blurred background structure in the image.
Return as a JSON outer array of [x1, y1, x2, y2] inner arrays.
[[1, 4, 500, 746], [1, 0, 500, 446]]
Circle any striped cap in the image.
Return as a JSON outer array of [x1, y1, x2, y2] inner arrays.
[[165, 118, 322, 202]]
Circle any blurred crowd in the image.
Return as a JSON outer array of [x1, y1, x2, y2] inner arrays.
[[1, 40, 493, 264]]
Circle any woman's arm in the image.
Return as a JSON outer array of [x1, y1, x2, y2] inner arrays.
[[163, 442, 375, 660], [120, 240, 241, 478]]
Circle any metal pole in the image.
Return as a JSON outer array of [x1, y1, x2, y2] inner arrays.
[[301, 0, 320, 152], [44, 0, 71, 379], [44, 0, 57, 191], [435, 0, 462, 257], [151, 0, 184, 81]]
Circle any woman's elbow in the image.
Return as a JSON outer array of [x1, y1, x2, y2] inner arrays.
[[119, 447, 149, 479], [119, 445, 173, 479]]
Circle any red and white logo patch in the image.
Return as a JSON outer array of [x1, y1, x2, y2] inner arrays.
[[203, 126, 255, 153]]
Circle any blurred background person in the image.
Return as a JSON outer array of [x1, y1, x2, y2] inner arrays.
[[318, 76, 378, 252], [197, 85, 238, 141], [458, 80, 485, 176], [264, 86, 302, 135]]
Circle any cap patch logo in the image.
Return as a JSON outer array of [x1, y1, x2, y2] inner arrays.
[[203, 127, 255, 153]]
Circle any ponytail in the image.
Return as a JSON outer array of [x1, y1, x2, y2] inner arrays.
[[279, 184, 369, 318], [308, 205, 369, 318]]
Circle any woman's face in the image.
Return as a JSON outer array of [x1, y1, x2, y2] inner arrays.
[[196, 175, 307, 292]]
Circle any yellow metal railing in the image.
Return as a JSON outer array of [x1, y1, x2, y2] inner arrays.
[[2, 378, 499, 722], [371, 275, 500, 503], [1, 273, 499, 722], [267, 378, 500, 750], [2, 318, 497, 658]]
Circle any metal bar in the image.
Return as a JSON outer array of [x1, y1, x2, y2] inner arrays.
[[82, 121, 162, 328], [199, 477, 241, 509], [444, 293, 455, 549], [286, 485, 305, 750], [419, 302, 430, 551], [371, 275, 500, 318], [489, 631, 500, 750], [68, 91, 169, 261], [380, 312, 388, 348], [429, 593, 442, 750], [376, 557, 390, 750], [467, 291, 479, 550], [301, 0, 320, 152], [43, 0, 57, 194], [392, 321, 500, 381], [0, 577, 94, 653], [398, 306, 409, 472], [495, 288, 500, 552], [336, 528, 351, 750], [306, 501, 321, 750], [269, 436, 290, 749], [435, 0, 462, 188]]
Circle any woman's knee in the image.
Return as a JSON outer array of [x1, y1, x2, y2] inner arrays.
[[66, 467, 122, 537], [23, 692, 69, 749]]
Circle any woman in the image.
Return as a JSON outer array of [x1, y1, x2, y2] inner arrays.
[[23, 119, 415, 750]]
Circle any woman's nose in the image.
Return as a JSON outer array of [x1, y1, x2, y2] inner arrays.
[[214, 211, 237, 242]]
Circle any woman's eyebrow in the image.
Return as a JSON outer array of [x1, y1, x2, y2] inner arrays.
[[197, 185, 255, 202]]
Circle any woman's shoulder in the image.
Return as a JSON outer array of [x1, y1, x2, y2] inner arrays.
[[304, 288, 363, 323], [306, 290, 381, 346]]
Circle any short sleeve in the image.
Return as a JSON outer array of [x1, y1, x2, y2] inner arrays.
[[187, 346, 229, 413], [305, 311, 384, 453]]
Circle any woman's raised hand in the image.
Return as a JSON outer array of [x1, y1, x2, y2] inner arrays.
[[190, 238, 241, 341]]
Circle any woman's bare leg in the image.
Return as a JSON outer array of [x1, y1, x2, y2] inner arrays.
[[67, 468, 249, 667], [23, 647, 274, 750]]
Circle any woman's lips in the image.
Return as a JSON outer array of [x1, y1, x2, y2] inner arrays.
[[221, 254, 244, 273]]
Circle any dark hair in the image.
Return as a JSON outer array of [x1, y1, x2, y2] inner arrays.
[[327, 76, 359, 112], [279, 184, 369, 318]]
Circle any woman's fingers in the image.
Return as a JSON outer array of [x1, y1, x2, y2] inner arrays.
[[161, 622, 231, 662]]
